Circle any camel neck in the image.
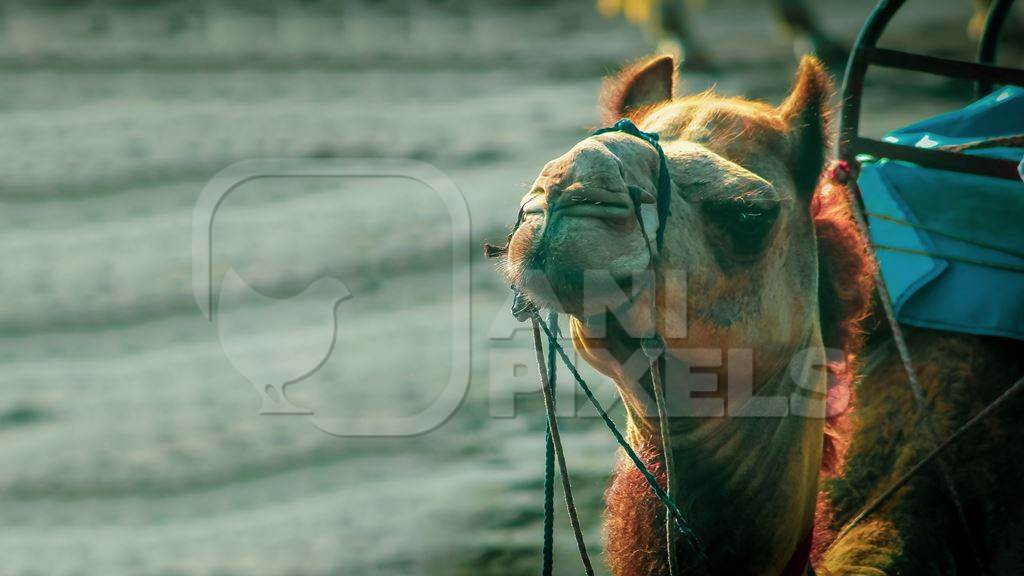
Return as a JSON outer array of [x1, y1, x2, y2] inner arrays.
[[615, 333, 827, 575]]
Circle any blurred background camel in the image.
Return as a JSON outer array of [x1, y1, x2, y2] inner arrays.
[[598, 0, 997, 71]]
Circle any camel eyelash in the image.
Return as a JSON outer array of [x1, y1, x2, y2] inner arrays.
[[701, 197, 780, 226], [701, 197, 781, 259]]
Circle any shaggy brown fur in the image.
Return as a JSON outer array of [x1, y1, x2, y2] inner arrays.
[[811, 177, 875, 476], [822, 332, 1024, 574], [604, 441, 672, 576]]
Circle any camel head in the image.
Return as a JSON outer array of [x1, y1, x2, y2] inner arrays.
[[506, 56, 842, 391]]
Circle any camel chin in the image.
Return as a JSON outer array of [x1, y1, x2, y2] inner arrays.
[[509, 213, 650, 317]]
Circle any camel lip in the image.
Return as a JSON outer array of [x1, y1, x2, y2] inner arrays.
[[550, 190, 636, 220], [521, 186, 642, 220], [551, 202, 633, 220], [521, 197, 634, 220]]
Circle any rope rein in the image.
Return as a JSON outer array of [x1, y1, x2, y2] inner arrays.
[[533, 314, 708, 564], [630, 183, 682, 576], [540, 312, 555, 576], [532, 313, 595, 576], [863, 211, 1024, 262], [937, 133, 1024, 152], [872, 244, 1024, 273]]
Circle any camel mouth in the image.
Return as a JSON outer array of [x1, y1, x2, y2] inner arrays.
[[522, 188, 638, 222], [552, 200, 633, 221]]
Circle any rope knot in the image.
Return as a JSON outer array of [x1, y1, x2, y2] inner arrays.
[[827, 159, 853, 185], [510, 287, 538, 322], [596, 118, 661, 148]]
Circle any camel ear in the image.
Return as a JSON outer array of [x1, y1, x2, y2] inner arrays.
[[778, 56, 833, 201], [601, 55, 676, 124]]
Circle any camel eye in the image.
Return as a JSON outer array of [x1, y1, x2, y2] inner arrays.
[[702, 198, 780, 257]]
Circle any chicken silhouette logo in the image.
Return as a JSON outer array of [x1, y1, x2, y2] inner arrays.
[[216, 268, 351, 415], [193, 158, 471, 437]]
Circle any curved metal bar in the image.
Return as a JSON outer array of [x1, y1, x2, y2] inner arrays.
[[976, 0, 1016, 98], [837, 0, 907, 165]]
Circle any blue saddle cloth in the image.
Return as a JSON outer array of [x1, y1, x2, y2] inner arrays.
[[857, 86, 1024, 341]]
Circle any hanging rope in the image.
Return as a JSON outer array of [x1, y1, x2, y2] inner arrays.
[[873, 244, 1024, 273], [648, 340, 680, 575], [938, 133, 1024, 152], [863, 211, 1024, 261], [533, 314, 708, 566], [629, 184, 681, 576], [540, 314, 556, 576], [532, 313, 596, 576]]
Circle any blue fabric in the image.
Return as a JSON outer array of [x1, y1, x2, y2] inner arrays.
[[858, 86, 1024, 341]]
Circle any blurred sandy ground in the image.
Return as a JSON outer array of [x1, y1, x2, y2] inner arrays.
[[0, 1, 1020, 575]]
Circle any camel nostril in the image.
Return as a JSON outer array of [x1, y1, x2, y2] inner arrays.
[[521, 192, 546, 214]]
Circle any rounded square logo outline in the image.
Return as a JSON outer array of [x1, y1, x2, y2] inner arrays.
[[193, 158, 471, 437]]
